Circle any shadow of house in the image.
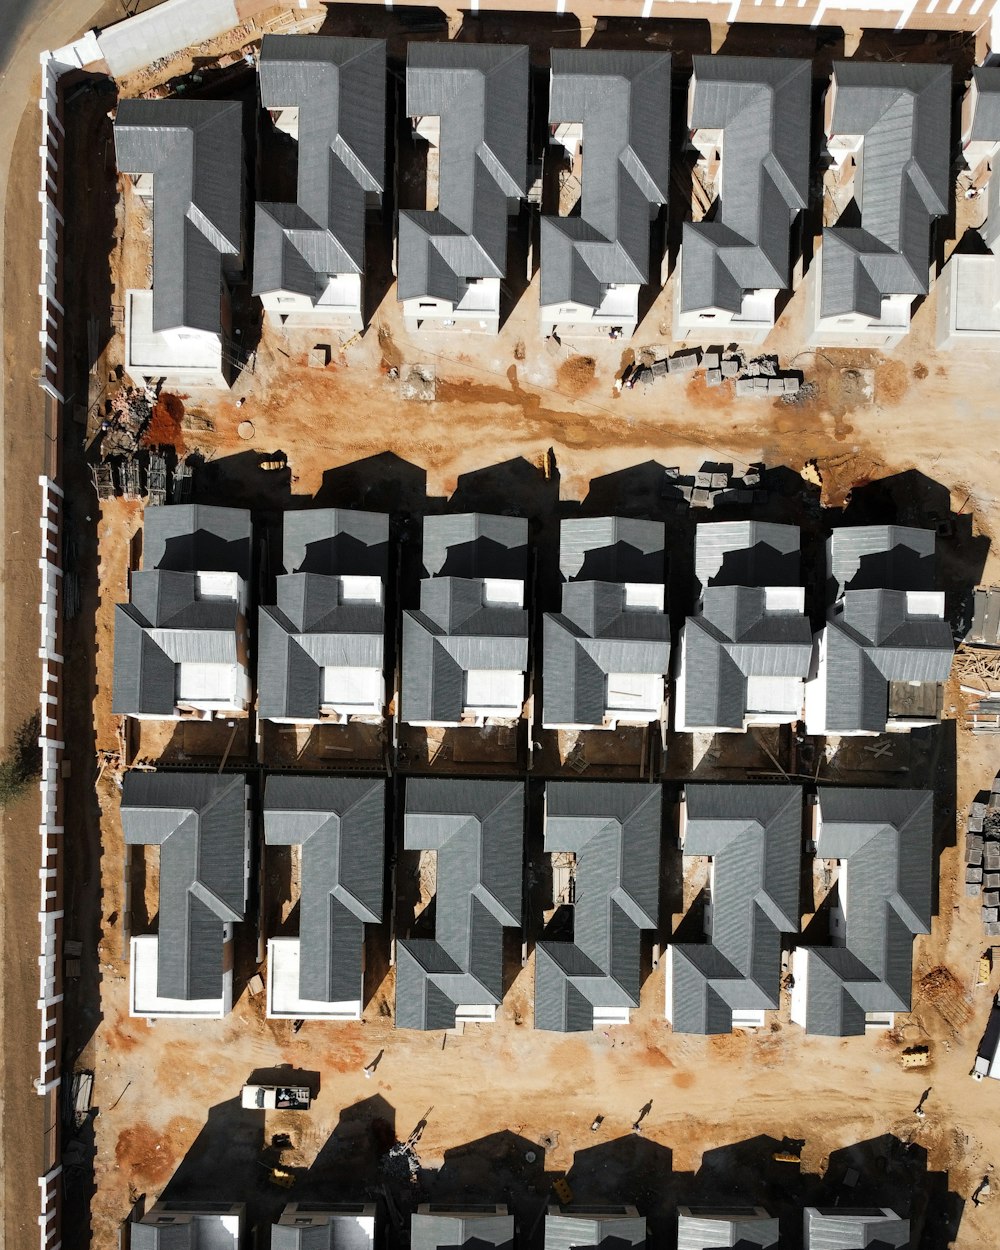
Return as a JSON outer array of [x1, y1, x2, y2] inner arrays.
[[157, 1096, 272, 1224], [314, 452, 430, 516], [298, 1094, 397, 1208], [424, 1130, 550, 1231], [282, 509, 391, 578], [565, 1136, 674, 1239], [449, 458, 559, 525], [693, 521, 802, 597], [582, 461, 676, 520]]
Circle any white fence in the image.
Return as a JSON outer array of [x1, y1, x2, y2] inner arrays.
[[35, 476, 65, 1250], [37, 52, 66, 403]]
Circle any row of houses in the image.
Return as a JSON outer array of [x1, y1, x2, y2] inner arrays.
[[113, 38, 1000, 389], [112, 504, 955, 737], [122, 769, 933, 1041], [133, 1197, 910, 1250]]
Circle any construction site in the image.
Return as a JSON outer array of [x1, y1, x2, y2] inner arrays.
[[15, 3, 1000, 1250]]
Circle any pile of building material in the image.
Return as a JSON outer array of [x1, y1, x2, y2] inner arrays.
[[621, 348, 802, 397], [620, 348, 701, 390], [661, 461, 765, 511], [967, 781, 1000, 936], [956, 645, 1000, 732]]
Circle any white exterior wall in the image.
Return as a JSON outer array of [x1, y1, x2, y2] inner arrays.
[[266, 938, 362, 1021]]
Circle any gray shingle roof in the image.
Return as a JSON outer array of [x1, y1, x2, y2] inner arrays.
[[803, 1208, 909, 1249], [669, 786, 801, 1035], [115, 99, 244, 336], [694, 521, 800, 592], [121, 772, 248, 1001], [797, 790, 932, 1036], [545, 1212, 646, 1250], [398, 44, 528, 302], [402, 580, 528, 724], [421, 513, 528, 579], [254, 36, 385, 301], [679, 586, 812, 731], [543, 585, 670, 727], [535, 783, 661, 1031], [820, 62, 951, 318], [258, 575, 385, 720], [395, 779, 524, 1029], [281, 509, 389, 577], [969, 67, 1000, 145], [558, 516, 665, 583], [264, 776, 384, 1004], [677, 1208, 779, 1250], [827, 525, 935, 599], [411, 1214, 513, 1250], [541, 50, 671, 308], [681, 57, 810, 314], [818, 589, 953, 734], [142, 505, 252, 576], [112, 506, 250, 717], [271, 1211, 374, 1250]]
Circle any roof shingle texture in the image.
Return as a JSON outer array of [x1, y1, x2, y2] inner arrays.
[[681, 56, 811, 314], [254, 36, 386, 301], [115, 100, 244, 335], [398, 44, 528, 303], [535, 782, 661, 1031], [541, 50, 671, 309]]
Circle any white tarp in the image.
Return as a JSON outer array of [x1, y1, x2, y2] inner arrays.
[[98, 0, 239, 77]]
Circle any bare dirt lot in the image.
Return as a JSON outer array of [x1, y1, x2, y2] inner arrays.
[[43, 17, 1000, 1250]]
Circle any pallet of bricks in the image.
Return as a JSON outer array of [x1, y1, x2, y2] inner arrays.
[[966, 776, 1000, 936]]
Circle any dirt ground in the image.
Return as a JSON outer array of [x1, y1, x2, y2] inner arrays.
[[29, 14, 1000, 1250]]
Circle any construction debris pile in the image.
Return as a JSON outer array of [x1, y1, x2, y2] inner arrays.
[[91, 450, 192, 503], [98, 386, 152, 459], [620, 348, 803, 397], [966, 779, 1000, 936]]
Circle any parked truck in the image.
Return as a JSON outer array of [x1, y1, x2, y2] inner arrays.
[[241, 1084, 311, 1110]]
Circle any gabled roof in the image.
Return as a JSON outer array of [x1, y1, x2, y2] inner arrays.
[[264, 776, 384, 1004], [535, 783, 661, 1031], [677, 1207, 779, 1250], [694, 521, 800, 592], [143, 504, 252, 576], [820, 590, 953, 733], [545, 1211, 646, 1250], [820, 62, 951, 317], [396, 779, 524, 1029], [272, 1213, 374, 1250], [121, 772, 248, 1001], [281, 508, 389, 577], [543, 584, 670, 726], [115, 99, 244, 336], [112, 506, 250, 717], [669, 786, 801, 1035], [398, 44, 528, 302], [402, 579, 528, 723], [254, 36, 385, 300], [969, 67, 1000, 142], [258, 575, 385, 720], [827, 524, 935, 600], [797, 790, 932, 1036], [681, 56, 810, 313], [558, 516, 665, 583], [132, 1216, 241, 1250], [541, 50, 671, 307], [803, 1208, 909, 1249], [680, 586, 813, 730], [421, 512, 528, 579], [411, 1213, 514, 1250]]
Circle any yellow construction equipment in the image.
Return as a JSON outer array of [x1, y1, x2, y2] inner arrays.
[[772, 1151, 801, 1164], [267, 1167, 295, 1189], [552, 1178, 573, 1204]]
